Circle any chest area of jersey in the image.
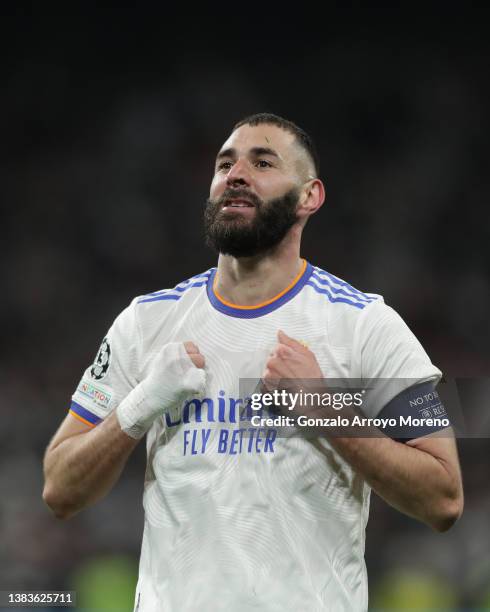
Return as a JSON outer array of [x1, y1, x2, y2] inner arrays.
[[156, 302, 350, 386], [149, 305, 349, 453]]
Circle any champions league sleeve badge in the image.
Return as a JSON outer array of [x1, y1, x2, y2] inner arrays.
[[90, 337, 111, 380]]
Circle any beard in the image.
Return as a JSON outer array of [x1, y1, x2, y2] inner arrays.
[[204, 186, 300, 258]]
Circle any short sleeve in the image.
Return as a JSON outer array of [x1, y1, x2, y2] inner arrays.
[[353, 300, 442, 418], [70, 297, 141, 427]]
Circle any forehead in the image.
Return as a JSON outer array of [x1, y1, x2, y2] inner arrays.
[[218, 124, 297, 161]]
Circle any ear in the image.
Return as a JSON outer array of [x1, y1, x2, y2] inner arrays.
[[296, 179, 326, 220]]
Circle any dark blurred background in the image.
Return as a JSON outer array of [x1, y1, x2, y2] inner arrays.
[[1, 6, 489, 611]]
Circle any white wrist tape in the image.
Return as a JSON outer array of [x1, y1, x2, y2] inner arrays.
[[116, 342, 206, 439]]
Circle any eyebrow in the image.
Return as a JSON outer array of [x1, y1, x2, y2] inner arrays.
[[216, 146, 281, 162]]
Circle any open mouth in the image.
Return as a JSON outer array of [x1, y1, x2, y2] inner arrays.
[[222, 198, 255, 209]]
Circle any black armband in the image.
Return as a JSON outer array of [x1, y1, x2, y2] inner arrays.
[[378, 381, 450, 442]]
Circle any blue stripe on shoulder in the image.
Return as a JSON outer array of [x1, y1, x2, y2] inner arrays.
[[137, 270, 213, 304], [313, 267, 376, 302], [305, 281, 366, 309], [147, 271, 212, 297], [172, 280, 209, 293], [137, 294, 181, 304], [310, 272, 374, 303]]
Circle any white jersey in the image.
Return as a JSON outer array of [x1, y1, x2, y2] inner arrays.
[[71, 260, 441, 612]]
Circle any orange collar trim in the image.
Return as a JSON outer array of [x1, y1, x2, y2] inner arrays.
[[212, 259, 307, 310]]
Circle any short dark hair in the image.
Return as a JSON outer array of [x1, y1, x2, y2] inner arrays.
[[233, 112, 320, 178]]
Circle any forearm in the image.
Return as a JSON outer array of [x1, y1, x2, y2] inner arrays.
[[291, 386, 462, 531], [43, 412, 139, 519], [43, 342, 205, 519], [328, 433, 462, 531]]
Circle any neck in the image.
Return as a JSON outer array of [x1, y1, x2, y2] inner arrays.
[[213, 226, 304, 306]]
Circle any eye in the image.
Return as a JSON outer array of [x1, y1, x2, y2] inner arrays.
[[255, 159, 272, 168], [217, 161, 233, 171]]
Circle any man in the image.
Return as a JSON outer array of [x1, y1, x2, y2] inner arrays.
[[43, 113, 463, 611]]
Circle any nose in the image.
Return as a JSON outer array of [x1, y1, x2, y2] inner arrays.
[[226, 158, 251, 188]]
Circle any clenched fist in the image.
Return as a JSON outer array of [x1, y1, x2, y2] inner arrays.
[[117, 341, 206, 439], [262, 330, 324, 389]]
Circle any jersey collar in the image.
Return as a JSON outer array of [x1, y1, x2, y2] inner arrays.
[[206, 260, 313, 318]]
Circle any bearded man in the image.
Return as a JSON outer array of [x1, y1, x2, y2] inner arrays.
[[43, 113, 463, 612]]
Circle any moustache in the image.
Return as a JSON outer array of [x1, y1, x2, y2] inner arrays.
[[214, 188, 263, 209]]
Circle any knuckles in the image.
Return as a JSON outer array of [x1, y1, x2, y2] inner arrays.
[[275, 346, 291, 359], [265, 357, 281, 371]]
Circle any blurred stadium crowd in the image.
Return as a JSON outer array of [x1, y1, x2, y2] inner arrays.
[[1, 8, 489, 611]]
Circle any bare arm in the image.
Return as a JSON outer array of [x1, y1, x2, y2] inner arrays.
[[42, 412, 139, 519], [327, 431, 463, 532]]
